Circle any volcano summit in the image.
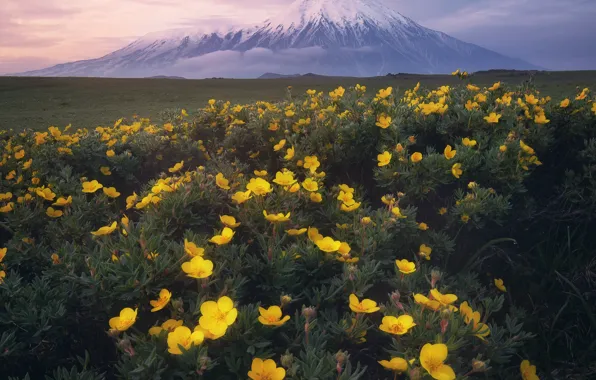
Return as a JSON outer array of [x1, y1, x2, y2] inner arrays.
[[16, 0, 537, 78]]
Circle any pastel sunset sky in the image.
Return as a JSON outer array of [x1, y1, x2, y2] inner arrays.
[[1, 0, 594, 74]]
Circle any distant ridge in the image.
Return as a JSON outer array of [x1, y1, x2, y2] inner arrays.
[[258, 73, 302, 79], [146, 75, 186, 79]]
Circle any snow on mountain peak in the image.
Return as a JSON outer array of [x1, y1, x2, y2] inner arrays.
[[264, 0, 411, 30]]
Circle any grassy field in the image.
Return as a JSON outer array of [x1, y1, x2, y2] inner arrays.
[[1, 70, 595, 131]]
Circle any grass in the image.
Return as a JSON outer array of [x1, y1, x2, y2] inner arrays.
[[1, 70, 596, 131]]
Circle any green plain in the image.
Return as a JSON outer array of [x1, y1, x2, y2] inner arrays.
[[1, 70, 595, 131]]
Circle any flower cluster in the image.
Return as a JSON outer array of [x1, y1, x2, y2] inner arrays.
[[2, 80, 594, 379]]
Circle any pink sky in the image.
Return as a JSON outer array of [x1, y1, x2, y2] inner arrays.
[[1, 0, 595, 73], [0, 0, 286, 73]]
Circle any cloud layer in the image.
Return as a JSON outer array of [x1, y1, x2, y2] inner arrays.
[[1, 0, 595, 74]]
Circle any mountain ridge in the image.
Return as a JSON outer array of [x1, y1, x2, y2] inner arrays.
[[14, 0, 539, 78]]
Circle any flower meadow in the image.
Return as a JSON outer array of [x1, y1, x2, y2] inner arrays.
[[1, 76, 596, 379]]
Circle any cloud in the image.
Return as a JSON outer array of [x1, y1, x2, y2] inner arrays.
[[169, 47, 328, 78]]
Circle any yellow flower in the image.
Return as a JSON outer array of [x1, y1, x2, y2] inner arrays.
[[199, 296, 238, 336], [168, 160, 184, 173], [0, 203, 14, 213], [560, 98, 570, 108], [419, 244, 432, 260], [534, 113, 550, 124], [484, 112, 501, 124], [411, 152, 423, 163], [361, 216, 372, 225], [494, 278, 507, 292], [273, 139, 286, 151], [592, 102, 596, 115], [246, 178, 272, 196], [125, 193, 138, 209], [109, 307, 137, 332], [459, 138, 477, 149], [459, 301, 490, 340], [301, 178, 319, 192], [91, 221, 117, 236], [46, 207, 63, 218], [525, 94, 539, 105], [430, 289, 458, 306], [418, 222, 429, 230], [106, 149, 115, 157], [488, 81, 501, 91], [150, 289, 172, 312], [181, 256, 213, 279], [51, 253, 60, 264], [284, 146, 295, 160], [0, 270, 5, 283], [263, 210, 291, 223], [308, 192, 321, 203], [451, 163, 463, 178], [36, 187, 57, 201], [376, 115, 392, 129], [286, 228, 307, 236], [167, 326, 204, 355], [103, 187, 121, 198], [391, 206, 406, 219], [315, 236, 341, 253], [149, 319, 184, 336], [184, 239, 205, 257], [443, 145, 456, 160], [461, 214, 470, 223], [53, 196, 72, 207], [377, 151, 392, 167], [349, 294, 380, 313], [82, 180, 103, 193], [22, 158, 33, 169], [219, 215, 241, 228], [209, 227, 235, 245], [248, 358, 286, 380], [379, 315, 416, 335], [272, 170, 297, 186], [420, 343, 456, 380], [303, 156, 320, 173], [467, 84, 480, 91], [258, 306, 291, 326], [520, 360, 539, 380], [254, 170, 267, 177], [232, 190, 252, 204], [216, 173, 231, 190], [0, 247, 7, 262], [341, 201, 361, 212], [395, 259, 416, 274], [377, 86, 392, 98], [14, 149, 25, 160], [378, 357, 411, 373]]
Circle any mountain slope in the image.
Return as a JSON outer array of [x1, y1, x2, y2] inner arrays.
[[15, 0, 538, 78]]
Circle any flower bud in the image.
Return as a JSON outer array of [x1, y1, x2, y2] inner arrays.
[[335, 350, 348, 365], [440, 308, 452, 319], [431, 270, 442, 288], [409, 367, 422, 380], [390, 290, 401, 304], [360, 216, 372, 225], [281, 352, 294, 368], [472, 359, 487, 372], [171, 298, 184, 313], [302, 306, 316, 321], [280, 294, 292, 308]]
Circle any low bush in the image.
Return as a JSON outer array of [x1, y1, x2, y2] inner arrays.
[[1, 78, 595, 379]]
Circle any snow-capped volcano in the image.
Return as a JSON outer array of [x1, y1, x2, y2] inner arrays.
[[15, 0, 537, 78]]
